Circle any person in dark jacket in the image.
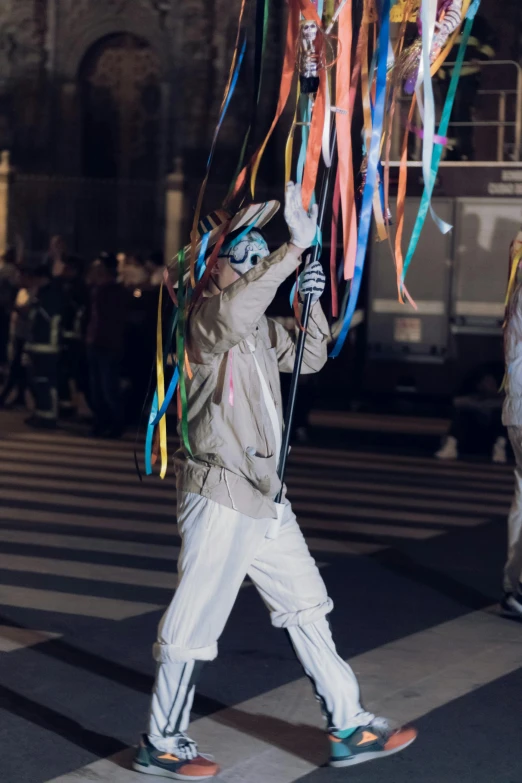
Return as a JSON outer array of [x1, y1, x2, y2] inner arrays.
[[57, 257, 88, 417], [86, 252, 129, 437], [0, 266, 31, 408], [0, 247, 18, 375], [25, 265, 64, 429]]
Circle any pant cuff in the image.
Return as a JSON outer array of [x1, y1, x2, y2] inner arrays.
[[270, 598, 334, 629], [153, 641, 218, 663]]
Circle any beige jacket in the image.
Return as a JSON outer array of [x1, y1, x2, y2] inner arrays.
[[174, 243, 330, 518]]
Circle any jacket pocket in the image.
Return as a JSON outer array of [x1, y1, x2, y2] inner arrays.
[[245, 449, 279, 497]]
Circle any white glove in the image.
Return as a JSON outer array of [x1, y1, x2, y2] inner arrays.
[[298, 258, 325, 304], [284, 181, 319, 250]]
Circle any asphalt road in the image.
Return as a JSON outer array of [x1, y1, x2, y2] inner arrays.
[[0, 412, 520, 783]]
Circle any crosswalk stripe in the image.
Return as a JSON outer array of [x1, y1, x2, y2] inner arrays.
[[0, 626, 61, 653], [13, 431, 511, 475], [0, 508, 387, 555], [0, 553, 178, 590], [0, 457, 514, 504], [0, 473, 175, 502], [0, 466, 510, 516], [0, 448, 145, 475], [43, 606, 522, 783], [292, 487, 509, 515], [291, 501, 486, 530], [287, 453, 514, 483], [288, 474, 513, 504], [0, 529, 181, 560], [0, 505, 176, 536], [294, 442, 512, 470], [0, 485, 173, 515], [3, 438, 514, 484], [0, 485, 446, 538], [0, 585, 161, 620], [0, 460, 174, 492]]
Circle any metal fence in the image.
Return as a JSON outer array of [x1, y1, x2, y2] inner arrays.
[[444, 60, 522, 162], [8, 174, 164, 261], [395, 60, 522, 163]]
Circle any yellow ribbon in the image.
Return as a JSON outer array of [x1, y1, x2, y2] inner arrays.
[[155, 283, 168, 479], [285, 84, 301, 184], [505, 248, 522, 309]]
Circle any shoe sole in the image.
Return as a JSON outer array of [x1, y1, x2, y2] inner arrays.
[[501, 601, 522, 618], [132, 760, 218, 780], [329, 736, 416, 768]]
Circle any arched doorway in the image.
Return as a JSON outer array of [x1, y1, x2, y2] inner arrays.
[[79, 33, 162, 180]]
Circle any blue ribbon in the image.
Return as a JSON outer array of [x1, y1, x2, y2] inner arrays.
[[206, 34, 247, 171], [401, 0, 480, 289], [145, 306, 179, 474], [144, 391, 159, 475], [195, 232, 211, 281], [297, 97, 310, 185], [330, 0, 390, 358]]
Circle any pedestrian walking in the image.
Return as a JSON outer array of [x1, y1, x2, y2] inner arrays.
[[133, 183, 417, 780], [86, 252, 128, 437], [0, 268, 31, 408], [25, 266, 63, 429]]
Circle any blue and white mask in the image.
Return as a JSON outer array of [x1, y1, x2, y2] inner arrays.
[[219, 229, 270, 276]]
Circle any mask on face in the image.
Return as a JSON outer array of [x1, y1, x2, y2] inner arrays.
[[219, 229, 270, 276]]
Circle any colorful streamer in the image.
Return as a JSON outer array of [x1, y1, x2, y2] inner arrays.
[[400, 0, 480, 290], [330, 0, 391, 358]]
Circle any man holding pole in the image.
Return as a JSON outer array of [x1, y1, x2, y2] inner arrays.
[[134, 182, 416, 780]]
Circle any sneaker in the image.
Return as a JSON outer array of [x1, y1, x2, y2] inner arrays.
[[492, 437, 507, 464], [133, 733, 219, 780], [435, 435, 458, 460], [329, 717, 417, 768], [501, 591, 522, 618]]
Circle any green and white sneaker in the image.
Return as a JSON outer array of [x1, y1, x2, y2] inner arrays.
[[133, 733, 219, 780], [329, 717, 417, 768]]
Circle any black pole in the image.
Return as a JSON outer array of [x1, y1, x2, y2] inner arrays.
[[276, 127, 337, 500]]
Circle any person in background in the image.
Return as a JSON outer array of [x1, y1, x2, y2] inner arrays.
[[25, 265, 64, 429], [500, 226, 522, 617], [121, 251, 149, 289], [0, 266, 32, 408], [57, 257, 88, 418], [0, 247, 18, 379], [145, 251, 165, 288], [45, 234, 68, 278], [86, 252, 128, 438], [435, 363, 506, 463]]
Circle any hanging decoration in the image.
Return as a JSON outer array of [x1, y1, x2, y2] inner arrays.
[[143, 0, 481, 478]]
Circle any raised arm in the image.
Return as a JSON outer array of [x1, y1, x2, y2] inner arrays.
[[188, 243, 302, 355], [188, 182, 319, 357]]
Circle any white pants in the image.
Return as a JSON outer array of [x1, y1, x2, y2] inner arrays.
[[147, 492, 373, 751], [505, 426, 522, 593]]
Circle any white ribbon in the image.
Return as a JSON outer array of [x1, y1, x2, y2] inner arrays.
[[416, 0, 452, 235]]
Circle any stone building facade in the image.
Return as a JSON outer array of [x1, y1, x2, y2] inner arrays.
[[0, 0, 286, 258]]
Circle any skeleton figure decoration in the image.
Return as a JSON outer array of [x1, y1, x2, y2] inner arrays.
[[392, 0, 463, 94], [296, 20, 337, 95]]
